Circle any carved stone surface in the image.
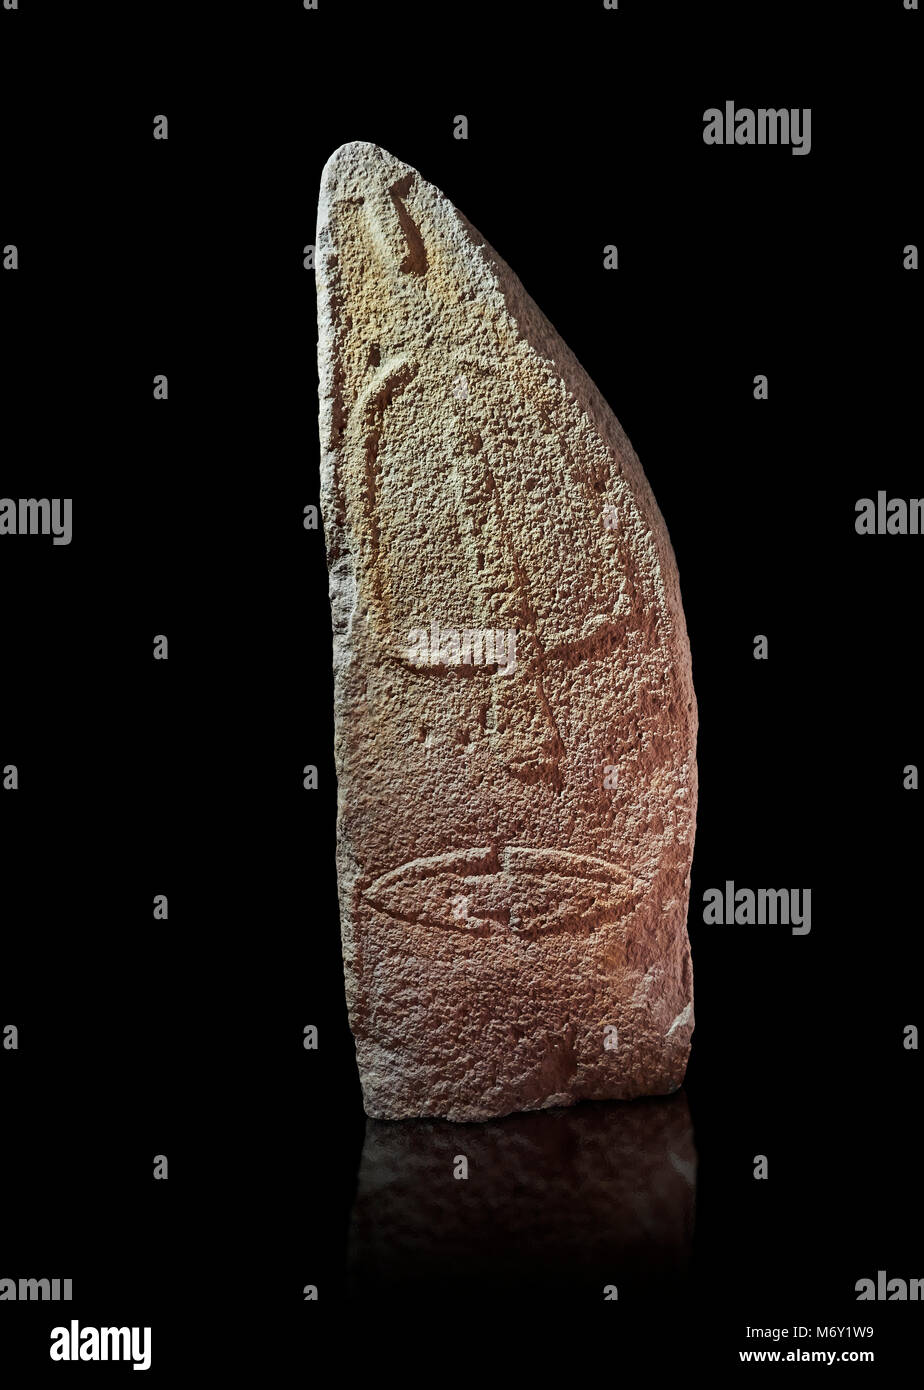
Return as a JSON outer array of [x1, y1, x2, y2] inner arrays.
[[317, 142, 697, 1122]]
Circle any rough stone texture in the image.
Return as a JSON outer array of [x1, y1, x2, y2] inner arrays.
[[317, 142, 697, 1122], [348, 1095, 696, 1300]]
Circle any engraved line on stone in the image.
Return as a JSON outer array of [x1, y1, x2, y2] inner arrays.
[[363, 846, 643, 937], [542, 616, 634, 666], [477, 464, 565, 786], [347, 355, 418, 605], [388, 173, 428, 276]]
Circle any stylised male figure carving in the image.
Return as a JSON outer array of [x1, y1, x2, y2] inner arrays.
[[318, 142, 697, 1121]]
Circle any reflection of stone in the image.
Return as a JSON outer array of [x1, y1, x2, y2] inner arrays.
[[348, 1094, 696, 1304], [318, 142, 698, 1121]]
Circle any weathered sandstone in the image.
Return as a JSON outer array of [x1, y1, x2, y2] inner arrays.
[[317, 142, 697, 1121]]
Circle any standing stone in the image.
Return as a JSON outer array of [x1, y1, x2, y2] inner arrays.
[[317, 142, 697, 1122]]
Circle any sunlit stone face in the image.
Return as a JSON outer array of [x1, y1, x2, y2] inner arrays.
[[319, 142, 697, 1121]]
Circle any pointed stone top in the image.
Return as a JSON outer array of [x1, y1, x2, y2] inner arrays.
[[316, 142, 698, 1121], [319, 140, 414, 203]]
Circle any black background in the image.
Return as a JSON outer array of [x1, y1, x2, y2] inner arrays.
[[1, 0, 920, 1377]]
